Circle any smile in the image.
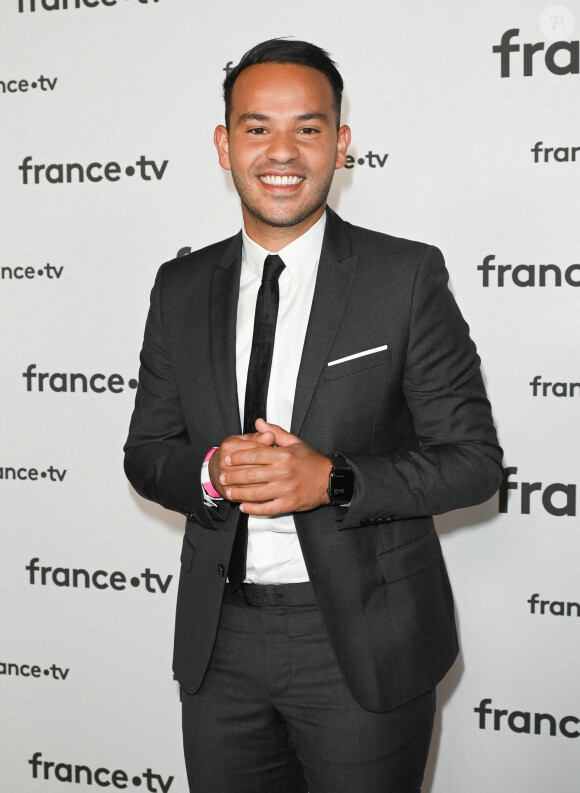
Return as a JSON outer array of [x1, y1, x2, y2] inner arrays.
[[259, 175, 304, 186]]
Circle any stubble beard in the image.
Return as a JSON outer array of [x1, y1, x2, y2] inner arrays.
[[231, 167, 334, 230]]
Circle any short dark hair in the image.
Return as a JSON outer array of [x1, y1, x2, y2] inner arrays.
[[223, 38, 344, 129]]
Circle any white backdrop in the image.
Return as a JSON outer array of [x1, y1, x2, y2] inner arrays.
[[2, 1, 579, 791]]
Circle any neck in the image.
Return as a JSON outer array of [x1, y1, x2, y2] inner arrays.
[[241, 204, 326, 252]]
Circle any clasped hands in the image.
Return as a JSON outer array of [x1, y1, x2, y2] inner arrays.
[[208, 418, 332, 516]]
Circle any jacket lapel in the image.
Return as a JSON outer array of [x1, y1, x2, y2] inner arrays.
[[209, 233, 243, 437], [291, 208, 357, 436]]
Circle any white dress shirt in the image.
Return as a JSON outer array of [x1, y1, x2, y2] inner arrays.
[[204, 212, 326, 584]]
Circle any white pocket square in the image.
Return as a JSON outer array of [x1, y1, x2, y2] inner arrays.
[[327, 345, 389, 367]]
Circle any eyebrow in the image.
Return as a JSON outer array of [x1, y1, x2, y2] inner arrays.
[[236, 112, 331, 126]]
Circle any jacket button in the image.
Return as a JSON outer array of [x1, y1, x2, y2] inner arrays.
[[217, 563, 225, 577]]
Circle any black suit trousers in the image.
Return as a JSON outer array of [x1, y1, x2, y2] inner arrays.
[[181, 594, 435, 793]]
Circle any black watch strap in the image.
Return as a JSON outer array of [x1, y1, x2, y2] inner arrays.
[[327, 454, 354, 506]]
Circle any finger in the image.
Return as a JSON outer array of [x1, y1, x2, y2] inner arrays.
[[254, 418, 298, 447], [229, 432, 267, 445], [220, 434, 273, 460], [224, 484, 278, 503], [220, 466, 273, 487], [240, 431, 270, 442], [240, 498, 285, 516], [254, 430, 275, 446], [226, 446, 279, 467]]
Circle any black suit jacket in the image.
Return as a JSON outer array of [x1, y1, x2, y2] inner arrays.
[[124, 207, 503, 712]]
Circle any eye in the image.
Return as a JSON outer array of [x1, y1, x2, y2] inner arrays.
[[248, 127, 268, 134], [299, 127, 319, 134]]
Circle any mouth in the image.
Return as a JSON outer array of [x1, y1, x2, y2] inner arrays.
[[258, 174, 304, 187]]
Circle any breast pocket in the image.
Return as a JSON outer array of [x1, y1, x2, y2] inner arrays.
[[324, 345, 392, 381]]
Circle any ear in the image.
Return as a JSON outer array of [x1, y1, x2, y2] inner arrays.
[[335, 125, 351, 169], [214, 125, 231, 171]]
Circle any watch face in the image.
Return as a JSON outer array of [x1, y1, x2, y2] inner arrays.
[[330, 469, 354, 505], [331, 472, 349, 498]]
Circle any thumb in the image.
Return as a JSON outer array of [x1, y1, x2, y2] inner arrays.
[[255, 430, 275, 446], [255, 418, 298, 447]]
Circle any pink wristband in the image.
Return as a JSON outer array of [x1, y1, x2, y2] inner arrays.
[[203, 447, 221, 498], [204, 447, 218, 463]]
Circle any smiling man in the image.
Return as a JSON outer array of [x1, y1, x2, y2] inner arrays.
[[124, 39, 503, 793], [214, 60, 350, 243]]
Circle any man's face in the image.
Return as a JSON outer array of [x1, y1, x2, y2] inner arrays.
[[214, 62, 350, 237]]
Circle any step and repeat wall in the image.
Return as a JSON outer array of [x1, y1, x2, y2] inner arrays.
[[2, 0, 578, 791]]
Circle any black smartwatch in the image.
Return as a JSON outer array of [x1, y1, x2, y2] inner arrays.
[[327, 454, 354, 506]]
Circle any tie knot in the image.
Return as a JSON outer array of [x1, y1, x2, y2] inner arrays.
[[262, 254, 285, 283]]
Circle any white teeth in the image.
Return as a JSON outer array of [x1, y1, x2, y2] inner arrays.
[[260, 175, 303, 186]]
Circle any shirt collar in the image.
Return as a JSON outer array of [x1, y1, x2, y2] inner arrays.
[[241, 211, 327, 281]]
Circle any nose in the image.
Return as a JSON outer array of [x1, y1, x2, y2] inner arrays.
[[265, 129, 299, 164]]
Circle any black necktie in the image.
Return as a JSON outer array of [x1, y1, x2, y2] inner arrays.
[[229, 254, 286, 588]]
